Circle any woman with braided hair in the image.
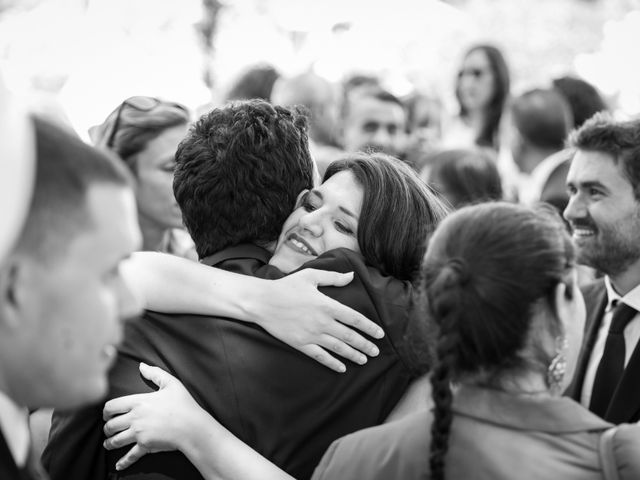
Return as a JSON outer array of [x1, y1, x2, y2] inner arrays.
[[313, 202, 640, 480]]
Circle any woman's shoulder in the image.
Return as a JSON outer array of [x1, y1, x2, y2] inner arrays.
[[312, 411, 432, 480]]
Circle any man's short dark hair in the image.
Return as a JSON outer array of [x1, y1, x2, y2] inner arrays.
[[16, 116, 132, 264], [512, 88, 573, 151], [174, 100, 314, 258], [569, 113, 640, 200]]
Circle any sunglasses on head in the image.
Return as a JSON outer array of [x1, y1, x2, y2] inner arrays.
[[458, 68, 490, 79], [106, 96, 188, 149]]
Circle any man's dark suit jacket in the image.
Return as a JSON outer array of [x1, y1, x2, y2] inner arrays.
[[43, 244, 419, 480], [566, 279, 640, 423]]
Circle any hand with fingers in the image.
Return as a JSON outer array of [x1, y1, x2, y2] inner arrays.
[[103, 363, 208, 471], [249, 269, 385, 373]]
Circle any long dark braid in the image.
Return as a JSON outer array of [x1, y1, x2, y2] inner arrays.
[[427, 260, 468, 480]]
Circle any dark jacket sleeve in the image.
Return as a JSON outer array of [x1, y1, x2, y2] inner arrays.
[[42, 353, 156, 480], [42, 401, 107, 480]]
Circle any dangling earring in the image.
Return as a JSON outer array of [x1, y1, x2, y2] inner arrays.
[[547, 336, 568, 394]]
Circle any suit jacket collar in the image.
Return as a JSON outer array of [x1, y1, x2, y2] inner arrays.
[[200, 243, 271, 268], [0, 390, 29, 469]]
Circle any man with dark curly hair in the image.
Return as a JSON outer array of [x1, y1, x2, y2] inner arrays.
[[44, 100, 409, 480]]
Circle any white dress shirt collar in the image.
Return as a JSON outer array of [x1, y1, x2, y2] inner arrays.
[[0, 390, 29, 467]]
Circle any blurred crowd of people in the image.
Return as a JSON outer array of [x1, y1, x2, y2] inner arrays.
[[2, 19, 640, 480]]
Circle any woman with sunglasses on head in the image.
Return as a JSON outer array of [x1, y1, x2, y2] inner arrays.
[[442, 44, 510, 152], [105, 203, 640, 480], [90, 96, 195, 257]]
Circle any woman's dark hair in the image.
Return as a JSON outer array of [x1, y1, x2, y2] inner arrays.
[[552, 75, 608, 129], [225, 64, 280, 102], [324, 153, 450, 281], [455, 44, 510, 149], [90, 96, 190, 176], [422, 202, 574, 479], [424, 148, 502, 208]]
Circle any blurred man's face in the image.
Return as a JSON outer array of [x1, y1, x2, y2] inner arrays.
[[12, 185, 142, 409], [342, 96, 407, 158]]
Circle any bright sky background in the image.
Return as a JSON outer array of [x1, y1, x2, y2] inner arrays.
[[0, 0, 638, 138]]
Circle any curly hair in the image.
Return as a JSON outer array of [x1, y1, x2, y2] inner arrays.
[[174, 99, 314, 259]]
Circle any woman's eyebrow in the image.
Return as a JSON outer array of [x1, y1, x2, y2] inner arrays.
[[339, 206, 358, 220]]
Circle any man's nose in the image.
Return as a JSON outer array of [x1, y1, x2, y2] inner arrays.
[[563, 192, 585, 223]]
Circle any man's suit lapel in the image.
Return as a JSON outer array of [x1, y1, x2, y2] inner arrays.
[[566, 280, 607, 400]]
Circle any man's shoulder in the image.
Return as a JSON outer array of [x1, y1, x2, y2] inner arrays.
[[298, 248, 363, 273]]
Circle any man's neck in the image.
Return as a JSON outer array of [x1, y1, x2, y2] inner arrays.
[[608, 258, 640, 296]]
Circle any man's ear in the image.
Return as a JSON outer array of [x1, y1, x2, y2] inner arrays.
[[0, 257, 29, 330]]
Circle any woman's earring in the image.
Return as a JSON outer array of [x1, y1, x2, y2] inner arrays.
[[547, 336, 568, 393]]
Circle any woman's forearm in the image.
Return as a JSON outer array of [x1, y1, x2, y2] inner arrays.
[[121, 251, 384, 372], [181, 408, 293, 480], [122, 251, 263, 318]]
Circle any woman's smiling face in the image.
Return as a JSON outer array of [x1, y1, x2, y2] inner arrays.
[[269, 170, 363, 273]]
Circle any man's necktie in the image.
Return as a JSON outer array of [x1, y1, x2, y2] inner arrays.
[[589, 301, 637, 418]]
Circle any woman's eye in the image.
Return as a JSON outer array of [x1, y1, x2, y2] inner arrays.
[[335, 222, 354, 235]]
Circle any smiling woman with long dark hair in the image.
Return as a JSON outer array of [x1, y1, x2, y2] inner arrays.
[[442, 44, 510, 151]]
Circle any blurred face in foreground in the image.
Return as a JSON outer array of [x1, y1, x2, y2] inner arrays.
[[1, 185, 142, 409]]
